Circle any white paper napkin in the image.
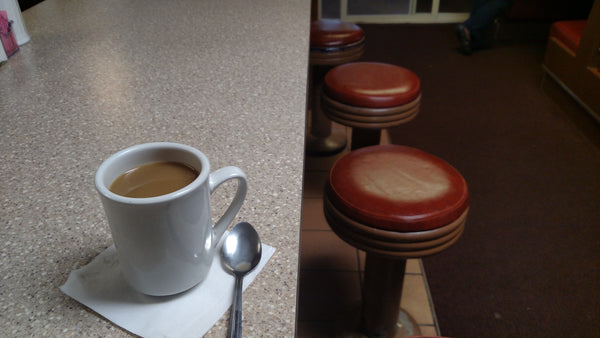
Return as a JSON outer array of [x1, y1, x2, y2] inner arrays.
[[60, 237, 275, 338]]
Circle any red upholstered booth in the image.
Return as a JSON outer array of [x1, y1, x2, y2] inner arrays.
[[549, 20, 587, 52], [542, 0, 600, 119]]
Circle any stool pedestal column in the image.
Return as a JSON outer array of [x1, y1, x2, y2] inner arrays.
[[361, 254, 420, 338], [307, 65, 347, 155]]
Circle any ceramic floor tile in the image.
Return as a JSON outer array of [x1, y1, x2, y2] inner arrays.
[[300, 197, 329, 231], [300, 230, 360, 271], [406, 258, 422, 274], [332, 121, 347, 136], [357, 249, 366, 272], [302, 171, 328, 198], [381, 128, 391, 145], [418, 324, 440, 336], [400, 274, 435, 325], [296, 320, 333, 337], [304, 149, 347, 172], [354, 269, 436, 326], [296, 270, 361, 321], [357, 254, 420, 275]]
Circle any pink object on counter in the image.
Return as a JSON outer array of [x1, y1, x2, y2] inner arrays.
[[0, 10, 19, 57]]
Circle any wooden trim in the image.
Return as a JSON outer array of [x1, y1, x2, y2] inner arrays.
[[577, 0, 600, 69]]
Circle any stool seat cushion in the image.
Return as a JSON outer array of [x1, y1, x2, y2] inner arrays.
[[310, 19, 364, 48], [327, 145, 469, 232], [324, 62, 421, 108]]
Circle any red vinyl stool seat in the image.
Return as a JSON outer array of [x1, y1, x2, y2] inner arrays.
[[310, 19, 366, 65], [322, 62, 421, 150], [307, 19, 365, 155], [324, 145, 469, 337]]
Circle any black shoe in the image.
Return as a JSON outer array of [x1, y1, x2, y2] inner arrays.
[[456, 24, 472, 55]]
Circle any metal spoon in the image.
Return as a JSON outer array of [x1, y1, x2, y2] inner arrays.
[[221, 222, 262, 338]]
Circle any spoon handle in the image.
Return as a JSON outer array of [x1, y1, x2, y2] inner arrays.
[[229, 275, 243, 338]]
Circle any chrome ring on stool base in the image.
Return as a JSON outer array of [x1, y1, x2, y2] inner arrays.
[[324, 145, 469, 337], [307, 19, 365, 156]]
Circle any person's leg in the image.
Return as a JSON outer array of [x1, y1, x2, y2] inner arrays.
[[456, 0, 486, 54], [463, 0, 514, 44], [467, 0, 487, 19]]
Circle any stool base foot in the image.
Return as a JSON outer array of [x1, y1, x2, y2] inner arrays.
[[335, 303, 421, 338], [306, 131, 347, 156]]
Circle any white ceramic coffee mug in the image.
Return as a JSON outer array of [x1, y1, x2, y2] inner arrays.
[[95, 142, 247, 296]]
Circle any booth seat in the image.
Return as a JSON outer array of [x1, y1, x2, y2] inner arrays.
[[542, 0, 600, 120], [549, 20, 587, 52]]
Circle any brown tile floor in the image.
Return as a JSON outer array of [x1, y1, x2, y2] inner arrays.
[[296, 125, 441, 337]]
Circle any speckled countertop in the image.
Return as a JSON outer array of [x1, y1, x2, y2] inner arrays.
[[0, 0, 309, 336]]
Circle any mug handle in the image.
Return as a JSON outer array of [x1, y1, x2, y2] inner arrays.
[[209, 166, 248, 245]]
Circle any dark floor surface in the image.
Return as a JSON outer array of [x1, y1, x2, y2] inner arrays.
[[358, 23, 600, 337]]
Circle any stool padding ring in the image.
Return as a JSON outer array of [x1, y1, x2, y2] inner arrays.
[[310, 38, 365, 65], [325, 197, 467, 258], [322, 92, 420, 129]]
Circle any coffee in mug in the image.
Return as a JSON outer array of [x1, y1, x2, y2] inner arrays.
[[109, 161, 200, 198], [95, 142, 247, 296]]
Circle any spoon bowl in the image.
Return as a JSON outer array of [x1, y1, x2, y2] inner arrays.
[[221, 222, 262, 338]]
